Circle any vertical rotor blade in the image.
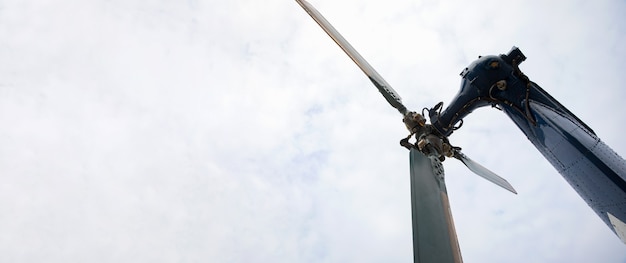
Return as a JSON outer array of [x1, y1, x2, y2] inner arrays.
[[295, 0, 407, 115], [455, 151, 518, 194]]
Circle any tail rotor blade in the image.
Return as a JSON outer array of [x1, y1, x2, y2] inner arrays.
[[295, 0, 407, 115], [454, 151, 518, 194]]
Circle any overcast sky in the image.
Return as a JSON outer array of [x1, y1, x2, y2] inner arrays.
[[1, 0, 625, 262]]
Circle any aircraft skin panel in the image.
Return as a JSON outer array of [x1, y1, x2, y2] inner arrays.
[[502, 84, 626, 242], [608, 212, 626, 243], [430, 49, 626, 243]]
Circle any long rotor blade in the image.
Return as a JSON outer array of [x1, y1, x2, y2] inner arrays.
[[454, 151, 518, 194], [296, 0, 408, 115]]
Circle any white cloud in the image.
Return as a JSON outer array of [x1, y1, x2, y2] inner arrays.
[[0, 0, 624, 262]]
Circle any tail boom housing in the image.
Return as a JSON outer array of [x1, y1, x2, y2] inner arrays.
[[431, 47, 626, 242]]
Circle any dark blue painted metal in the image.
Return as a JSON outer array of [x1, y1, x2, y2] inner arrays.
[[430, 47, 626, 240]]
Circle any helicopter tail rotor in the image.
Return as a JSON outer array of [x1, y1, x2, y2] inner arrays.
[[295, 0, 408, 115], [296, 0, 517, 195], [452, 149, 518, 194]]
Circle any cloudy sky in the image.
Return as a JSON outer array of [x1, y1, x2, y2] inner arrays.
[[1, 0, 625, 262]]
